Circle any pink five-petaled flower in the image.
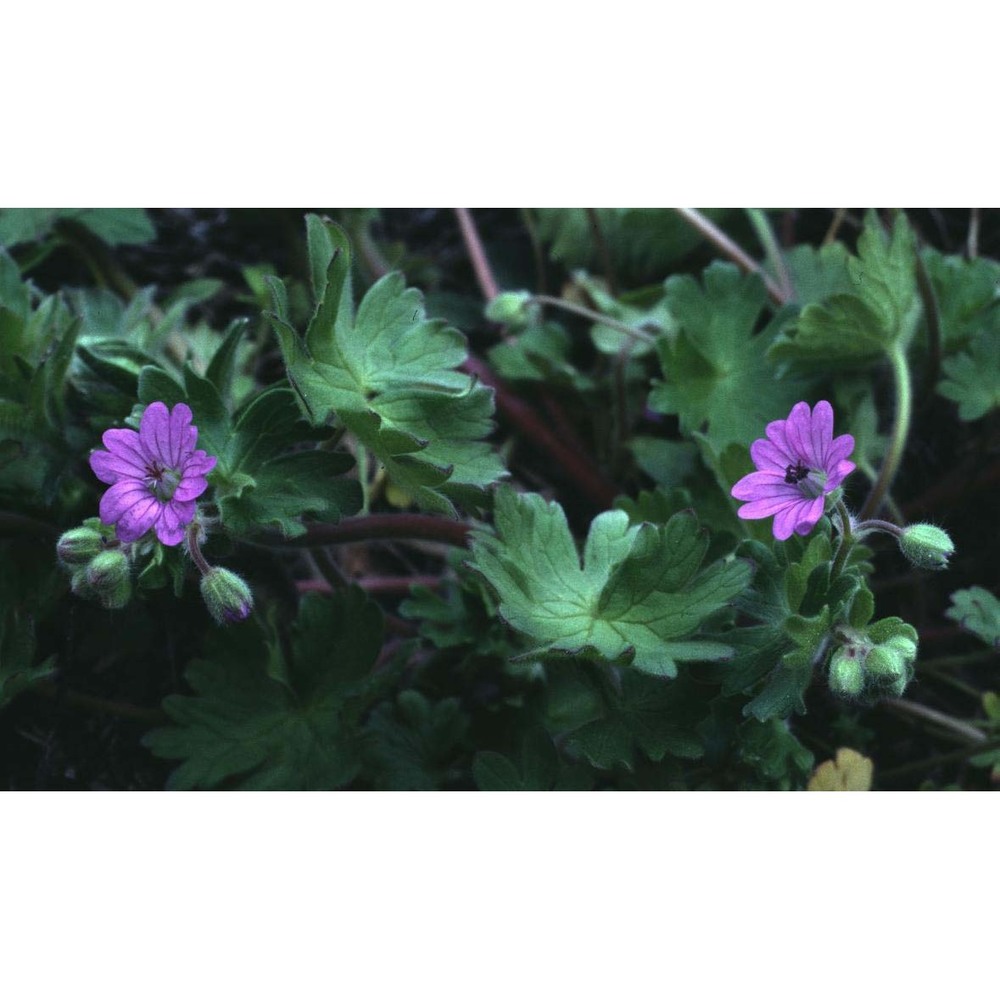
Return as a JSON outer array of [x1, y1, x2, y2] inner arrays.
[[89, 401, 217, 546], [731, 400, 855, 541]]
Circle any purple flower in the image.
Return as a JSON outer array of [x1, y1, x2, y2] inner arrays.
[[89, 401, 217, 546], [731, 400, 855, 541]]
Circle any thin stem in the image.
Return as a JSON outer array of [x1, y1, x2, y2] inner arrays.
[[860, 346, 912, 520], [883, 697, 988, 745], [454, 208, 500, 301], [33, 680, 167, 724], [914, 247, 942, 406], [822, 208, 848, 246], [673, 207, 787, 306], [273, 514, 473, 549], [519, 208, 548, 297], [853, 517, 903, 538], [587, 208, 619, 297], [356, 443, 371, 515], [745, 208, 794, 301], [297, 574, 443, 596], [185, 522, 212, 576], [878, 736, 1000, 782], [462, 353, 620, 509], [829, 499, 855, 580], [967, 208, 981, 259], [528, 294, 657, 344]]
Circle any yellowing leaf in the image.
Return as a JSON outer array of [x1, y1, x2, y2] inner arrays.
[[807, 748, 874, 791]]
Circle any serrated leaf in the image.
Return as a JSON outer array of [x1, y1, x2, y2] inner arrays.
[[138, 357, 361, 537], [648, 263, 811, 451], [144, 590, 383, 790], [269, 217, 505, 514], [568, 672, 705, 770], [937, 329, 1000, 421], [469, 487, 750, 677], [768, 211, 921, 367], [945, 587, 1000, 649]]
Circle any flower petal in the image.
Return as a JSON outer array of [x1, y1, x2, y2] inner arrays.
[[810, 401, 834, 466], [115, 496, 161, 542], [827, 433, 855, 469], [182, 449, 217, 478], [102, 428, 151, 471], [792, 496, 826, 536], [139, 402, 173, 465], [168, 403, 194, 467], [99, 480, 152, 523], [772, 500, 812, 540], [737, 495, 802, 519], [731, 471, 796, 501], [155, 503, 188, 546], [750, 438, 794, 473], [782, 401, 814, 465], [827, 459, 856, 490], [173, 475, 209, 502], [90, 449, 144, 485]]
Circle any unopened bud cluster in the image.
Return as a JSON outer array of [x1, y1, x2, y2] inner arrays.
[[57, 516, 253, 624], [828, 624, 918, 703], [57, 519, 133, 610]]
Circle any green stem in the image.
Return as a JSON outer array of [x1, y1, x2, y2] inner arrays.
[[883, 697, 988, 745], [860, 346, 912, 520], [745, 208, 794, 301], [357, 443, 371, 515], [829, 499, 854, 580], [528, 295, 657, 344]]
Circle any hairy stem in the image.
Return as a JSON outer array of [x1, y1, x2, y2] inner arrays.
[[860, 346, 912, 520], [673, 207, 787, 306], [33, 680, 167, 724]]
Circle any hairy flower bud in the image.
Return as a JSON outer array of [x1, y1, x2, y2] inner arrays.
[[898, 523, 955, 570], [57, 526, 104, 566], [84, 550, 132, 609], [200, 567, 254, 625], [828, 647, 865, 697]]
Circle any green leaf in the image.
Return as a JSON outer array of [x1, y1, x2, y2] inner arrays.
[[937, 329, 1000, 420], [364, 691, 468, 790], [768, 211, 920, 367], [648, 263, 811, 451], [0, 608, 56, 712], [469, 487, 751, 677], [0, 208, 155, 248], [922, 248, 1000, 351], [946, 587, 1000, 649], [138, 355, 361, 537], [568, 673, 705, 770], [144, 590, 384, 790], [269, 217, 505, 514]]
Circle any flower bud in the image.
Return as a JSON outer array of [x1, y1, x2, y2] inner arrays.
[[898, 524, 954, 570], [484, 291, 535, 327], [200, 567, 254, 624], [84, 550, 132, 609], [57, 526, 104, 566], [829, 647, 865, 697], [864, 645, 907, 683]]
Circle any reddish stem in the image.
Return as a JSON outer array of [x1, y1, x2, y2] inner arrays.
[[278, 514, 473, 548], [454, 208, 500, 300], [297, 574, 443, 595]]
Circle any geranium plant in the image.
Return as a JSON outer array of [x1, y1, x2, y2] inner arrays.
[[1, 207, 997, 790]]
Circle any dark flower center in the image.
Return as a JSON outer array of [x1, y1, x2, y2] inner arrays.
[[784, 462, 809, 485], [145, 460, 181, 502]]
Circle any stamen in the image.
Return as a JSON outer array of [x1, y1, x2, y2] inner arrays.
[[784, 462, 809, 485]]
